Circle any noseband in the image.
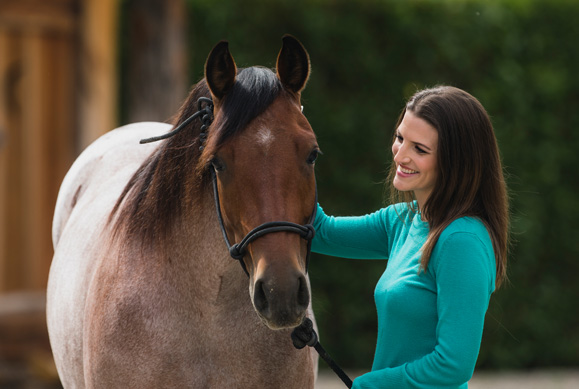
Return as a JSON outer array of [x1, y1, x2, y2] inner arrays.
[[141, 97, 317, 277], [212, 169, 317, 276]]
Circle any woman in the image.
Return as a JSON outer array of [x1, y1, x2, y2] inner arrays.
[[313, 86, 509, 388]]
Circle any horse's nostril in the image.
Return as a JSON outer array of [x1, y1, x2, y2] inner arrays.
[[253, 272, 310, 328], [253, 279, 268, 312]]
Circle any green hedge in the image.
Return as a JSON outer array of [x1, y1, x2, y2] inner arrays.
[[164, 0, 578, 370]]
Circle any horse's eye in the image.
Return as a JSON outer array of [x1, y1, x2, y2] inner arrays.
[[211, 158, 225, 172], [307, 149, 320, 165]]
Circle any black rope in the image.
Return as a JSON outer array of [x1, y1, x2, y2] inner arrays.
[[211, 167, 317, 277], [231, 222, 315, 259], [292, 317, 353, 388], [140, 97, 213, 144]]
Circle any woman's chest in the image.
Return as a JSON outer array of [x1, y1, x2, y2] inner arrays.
[[375, 235, 437, 323]]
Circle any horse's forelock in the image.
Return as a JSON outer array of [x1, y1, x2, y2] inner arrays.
[[202, 67, 282, 156]]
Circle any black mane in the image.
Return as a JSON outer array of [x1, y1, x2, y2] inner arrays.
[[110, 66, 284, 250]]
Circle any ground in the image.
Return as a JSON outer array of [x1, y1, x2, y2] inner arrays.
[[315, 369, 579, 389]]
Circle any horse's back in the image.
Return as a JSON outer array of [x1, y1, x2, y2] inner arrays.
[[52, 122, 169, 246], [48, 122, 169, 388]]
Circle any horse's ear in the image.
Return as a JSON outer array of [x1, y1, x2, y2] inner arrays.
[[205, 41, 237, 101], [276, 35, 310, 95]]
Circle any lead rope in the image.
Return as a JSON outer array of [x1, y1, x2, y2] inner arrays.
[[291, 317, 353, 388], [140, 96, 351, 388]]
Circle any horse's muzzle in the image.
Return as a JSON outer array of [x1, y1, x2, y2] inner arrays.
[[252, 270, 310, 330]]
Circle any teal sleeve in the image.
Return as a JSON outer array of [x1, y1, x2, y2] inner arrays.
[[311, 204, 392, 259], [352, 232, 495, 388]]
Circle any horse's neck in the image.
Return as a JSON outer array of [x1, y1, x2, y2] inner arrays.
[[165, 189, 249, 303]]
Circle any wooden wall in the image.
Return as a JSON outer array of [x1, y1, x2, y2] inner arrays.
[[0, 0, 118, 293]]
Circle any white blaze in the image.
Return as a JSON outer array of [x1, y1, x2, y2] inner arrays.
[[255, 126, 275, 154]]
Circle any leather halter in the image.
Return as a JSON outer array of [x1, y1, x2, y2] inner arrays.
[[141, 97, 317, 277]]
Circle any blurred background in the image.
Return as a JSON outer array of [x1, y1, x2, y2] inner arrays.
[[1, 0, 578, 387]]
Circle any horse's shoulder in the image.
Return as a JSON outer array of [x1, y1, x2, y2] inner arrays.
[[52, 122, 171, 246]]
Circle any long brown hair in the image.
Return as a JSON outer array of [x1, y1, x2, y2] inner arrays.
[[388, 86, 509, 288]]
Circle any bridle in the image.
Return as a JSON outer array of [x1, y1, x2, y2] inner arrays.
[[141, 96, 317, 277]]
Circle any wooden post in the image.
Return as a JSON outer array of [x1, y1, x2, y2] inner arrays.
[[77, 0, 119, 151], [0, 0, 110, 292], [0, 30, 10, 292], [21, 30, 51, 289], [50, 32, 76, 198], [0, 30, 27, 291]]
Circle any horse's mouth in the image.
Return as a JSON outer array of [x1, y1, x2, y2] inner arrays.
[[257, 310, 306, 331]]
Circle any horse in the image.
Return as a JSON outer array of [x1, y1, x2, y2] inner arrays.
[[47, 35, 319, 388]]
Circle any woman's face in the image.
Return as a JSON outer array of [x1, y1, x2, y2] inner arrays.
[[391, 110, 439, 208]]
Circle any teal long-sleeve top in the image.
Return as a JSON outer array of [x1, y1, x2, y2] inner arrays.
[[312, 203, 496, 389]]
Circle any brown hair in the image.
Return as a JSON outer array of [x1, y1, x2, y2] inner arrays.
[[387, 86, 509, 288]]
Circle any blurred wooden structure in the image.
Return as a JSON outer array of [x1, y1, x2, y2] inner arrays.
[[0, 0, 189, 385], [0, 0, 187, 385], [0, 0, 118, 293]]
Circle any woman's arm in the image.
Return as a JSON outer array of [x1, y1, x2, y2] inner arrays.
[[312, 204, 397, 259], [352, 231, 495, 388]]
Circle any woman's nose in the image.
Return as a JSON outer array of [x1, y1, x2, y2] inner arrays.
[[393, 144, 410, 164]]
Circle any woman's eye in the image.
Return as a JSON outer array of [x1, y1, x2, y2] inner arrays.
[[395, 134, 403, 142], [307, 149, 320, 164], [415, 146, 427, 154]]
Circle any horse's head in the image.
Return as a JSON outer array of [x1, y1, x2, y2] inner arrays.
[[201, 36, 318, 330]]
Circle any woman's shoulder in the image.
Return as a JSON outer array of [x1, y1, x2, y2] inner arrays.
[[436, 216, 495, 261], [433, 216, 496, 290], [442, 217, 491, 243]]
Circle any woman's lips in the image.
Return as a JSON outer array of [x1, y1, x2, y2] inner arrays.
[[397, 165, 418, 177]]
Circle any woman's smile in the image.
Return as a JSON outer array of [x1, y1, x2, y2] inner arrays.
[[397, 164, 419, 176], [391, 110, 438, 207]]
